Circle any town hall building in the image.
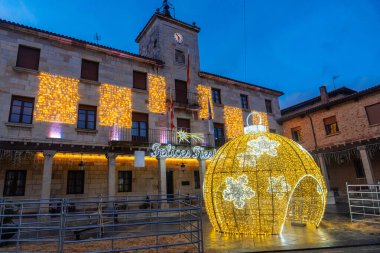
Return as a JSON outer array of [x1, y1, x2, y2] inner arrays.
[[0, 4, 283, 202]]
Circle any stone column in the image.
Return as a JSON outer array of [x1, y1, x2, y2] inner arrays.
[[157, 158, 169, 208], [106, 153, 117, 200], [41, 150, 56, 200], [317, 153, 335, 204], [198, 159, 207, 194], [358, 146, 375, 184], [40, 150, 56, 213]]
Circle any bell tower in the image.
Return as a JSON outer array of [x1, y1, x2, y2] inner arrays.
[[136, 1, 201, 90]]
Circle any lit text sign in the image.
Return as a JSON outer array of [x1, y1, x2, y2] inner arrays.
[[150, 143, 216, 159]]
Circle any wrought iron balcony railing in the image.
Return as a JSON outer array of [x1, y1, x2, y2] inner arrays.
[[168, 89, 199, 108], [109, 127, 215, 147]]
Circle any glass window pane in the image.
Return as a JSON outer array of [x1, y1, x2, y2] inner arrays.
[[87, 114, 95, 121], [22, 115, 32, 124], [13, 100, 22, 106], [87, 122, 94, 129], [23, 107, 33, 115], [24, 102, 33, 108], [140, 122, 147, 129], [12, 105, 21, 114], [78, 121, 86, 129], [10, 114, 20, 123]]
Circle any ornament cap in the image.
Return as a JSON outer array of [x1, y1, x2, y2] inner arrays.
[[244, 112, 267, 133]]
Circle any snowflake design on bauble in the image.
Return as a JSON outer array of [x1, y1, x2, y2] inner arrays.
[[267, 176, 291, 199], [223, 174, 255, 209], [236, 136, 280, 168], [248, 136, 280, 157]]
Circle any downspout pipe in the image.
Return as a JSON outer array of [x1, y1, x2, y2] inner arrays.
[[306, 114, 318, 151]]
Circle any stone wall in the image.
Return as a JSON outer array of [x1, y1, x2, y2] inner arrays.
[[282, 93, 380, 151]]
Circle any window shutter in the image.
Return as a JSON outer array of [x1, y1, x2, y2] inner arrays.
[[323, 116, 337, 125], [81, 59, 99, 81], [16, 45, 40, 70], [133, 71, 147, 90], [177, 118, 190, 130], [366, 103, 380, 125], [132, 112, 148, 122]]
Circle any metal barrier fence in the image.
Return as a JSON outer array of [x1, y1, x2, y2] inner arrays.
[[0, 194, 203, 252], [347, 183, 380, 224]]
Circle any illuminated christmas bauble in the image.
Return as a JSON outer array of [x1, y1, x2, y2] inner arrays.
[[204, 113, 327, 235]]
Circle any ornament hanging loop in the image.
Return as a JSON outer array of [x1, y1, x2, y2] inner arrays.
[[246, 111, 262, 127], [244, 112, 266, 134]]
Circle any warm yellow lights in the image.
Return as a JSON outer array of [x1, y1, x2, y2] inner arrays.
[[98, 84, 132, 128], [224, 106, 244, 139], [251, 111, 269, 131], [34, 72, 80, 124], [203, 132, 327, 235], [197, 85, 214, 119], [148, 74, 167, 114]]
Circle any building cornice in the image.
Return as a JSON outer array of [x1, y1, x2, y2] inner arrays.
[[199, 71, 284, 97], [0, 19, 164, 67], [135, 13, 200, 43]]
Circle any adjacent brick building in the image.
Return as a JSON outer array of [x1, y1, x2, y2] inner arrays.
[[281, 85, 380, 202], [0, 8, 283, 202]]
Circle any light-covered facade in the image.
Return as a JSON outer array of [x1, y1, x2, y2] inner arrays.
[[0, 10, 282, 201]]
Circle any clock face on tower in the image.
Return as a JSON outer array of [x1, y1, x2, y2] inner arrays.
[[174, 32, 183, 44]]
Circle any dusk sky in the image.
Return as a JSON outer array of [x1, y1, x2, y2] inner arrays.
[[1, 0, 380, 108]]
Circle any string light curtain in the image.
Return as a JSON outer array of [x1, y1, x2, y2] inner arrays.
[[148, 74, 167, 114], [224, 106, 244, 139], [34, 72, 80, 124], [98, 84, 132, 128], [251, 111, 269, 131], [204, 131, 327, 235], [197, 85, 214, 119]]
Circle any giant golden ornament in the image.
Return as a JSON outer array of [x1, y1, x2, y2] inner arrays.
[[204, 112, 327, 235]]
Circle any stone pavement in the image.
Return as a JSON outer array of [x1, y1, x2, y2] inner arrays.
[[203, 203, 380, 252]]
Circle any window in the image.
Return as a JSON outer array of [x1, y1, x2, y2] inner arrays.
[[175, 79, 188, 104], [133, 71, 147, 90], [118, 171, 132, 192], [212, 88, 221, 104], [177, 118, 190, 132], [132, 112, 148, 142], [175, 49, 185, 64], [323, 116, 339, 135], [214, 123, 225, 146], [81, 59, 99, 81], [265, 99, 273, 114], [365, 103, 380, 126], [8, 95, 34, 124], [3, 170, 26, 196], [194, 171, 200, 189], [353, 158, 365, 178], [291, 127, 302, 142], [240, 94, 249, 109], [67, 171, 84, 194], [77, 105, 96, 130], [16, 45, 40, 70]]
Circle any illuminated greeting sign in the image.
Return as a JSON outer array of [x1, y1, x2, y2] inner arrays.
[[150, 143, 216, 159]]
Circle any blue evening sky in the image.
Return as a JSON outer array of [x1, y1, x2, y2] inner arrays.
[[1, 0, 380, 108]]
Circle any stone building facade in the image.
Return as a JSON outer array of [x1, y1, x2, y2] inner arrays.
[[280, 85, 380, 202], [0, 9, 283, 202]]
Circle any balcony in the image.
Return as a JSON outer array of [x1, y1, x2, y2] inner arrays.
[[169, 89, 199, 110], [109, 127, 214, 147]]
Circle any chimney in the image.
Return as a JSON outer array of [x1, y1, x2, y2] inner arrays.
[[319, 85, 329, 103]]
